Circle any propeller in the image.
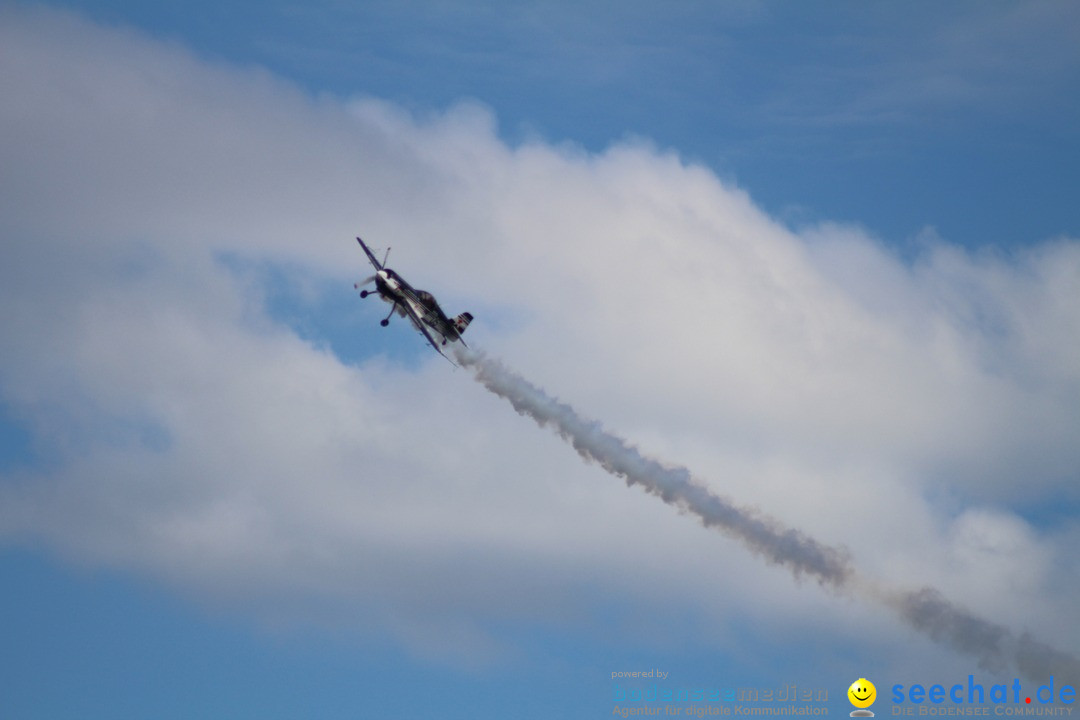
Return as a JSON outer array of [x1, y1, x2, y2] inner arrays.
[[355, 275, 377, 298]]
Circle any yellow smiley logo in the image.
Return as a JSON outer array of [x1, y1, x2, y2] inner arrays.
[[848, 678, 877, 709]]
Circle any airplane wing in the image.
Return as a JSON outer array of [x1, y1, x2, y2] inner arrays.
[[356, 236, 384, 271], [398, 294, 458, 366]]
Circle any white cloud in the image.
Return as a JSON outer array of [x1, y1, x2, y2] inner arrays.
[[1, 5, 1077, 670]]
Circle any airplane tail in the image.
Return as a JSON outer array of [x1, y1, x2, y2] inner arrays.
[[453, 312, 473, 336]]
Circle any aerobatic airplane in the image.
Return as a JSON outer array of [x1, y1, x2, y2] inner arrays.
[[354, 236, 473, 364]]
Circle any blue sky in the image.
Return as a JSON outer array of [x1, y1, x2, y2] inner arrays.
[[48, 0, 1080, 248], [1, 1, 1079, 718]]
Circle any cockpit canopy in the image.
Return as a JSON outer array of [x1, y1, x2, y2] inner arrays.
[[416, 290, 441, 312]]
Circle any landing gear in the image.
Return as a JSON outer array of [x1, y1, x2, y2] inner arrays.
[[360, 289, 370, 298], [380, 303, 397, 327]]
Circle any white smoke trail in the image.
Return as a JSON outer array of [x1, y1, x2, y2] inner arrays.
[[453, 345, 1079, 683], [454, 345, 852, 588]]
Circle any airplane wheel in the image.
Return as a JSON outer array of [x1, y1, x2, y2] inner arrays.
[[380, 319, 389, 327], [360, 290, 369, 298]]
